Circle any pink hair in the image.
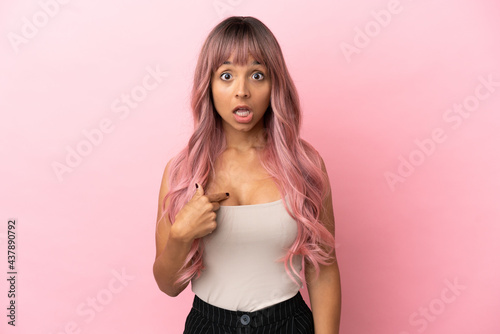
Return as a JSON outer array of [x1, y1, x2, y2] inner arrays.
[[158, 16, 336, 287]]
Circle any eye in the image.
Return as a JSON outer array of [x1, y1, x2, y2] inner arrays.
[[252, 72, 265, 80], [220, 72, 232, 81]]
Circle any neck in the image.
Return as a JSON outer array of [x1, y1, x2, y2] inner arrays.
[[222, 120, 267, 152]]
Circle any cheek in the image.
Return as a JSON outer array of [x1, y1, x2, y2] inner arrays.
[[257, 86, 272, 108], [211, 85, 224, 106], [211, 86, 233, 114], [212, 84, 231, 102]]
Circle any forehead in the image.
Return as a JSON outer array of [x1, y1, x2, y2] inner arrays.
[[220, 54, 263, 67], [211, 36, 267, 69]]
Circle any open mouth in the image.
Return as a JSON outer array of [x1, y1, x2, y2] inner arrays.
[[234, 109, 250, 117], [232, 106, 253, 123]]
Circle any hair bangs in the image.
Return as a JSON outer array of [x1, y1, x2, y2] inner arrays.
[[210, 21, 268, 73]]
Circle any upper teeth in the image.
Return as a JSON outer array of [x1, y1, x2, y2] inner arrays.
[[235, 109, 250, 116]]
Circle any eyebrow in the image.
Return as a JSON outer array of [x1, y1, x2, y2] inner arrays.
[[222, 60, 261, 65]]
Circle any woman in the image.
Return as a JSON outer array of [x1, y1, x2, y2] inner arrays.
[[153, 16, 341, 333]]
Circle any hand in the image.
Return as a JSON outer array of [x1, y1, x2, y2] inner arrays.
[[171, 183, 229, 243]]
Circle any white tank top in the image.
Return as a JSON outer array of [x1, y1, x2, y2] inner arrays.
[[191, 195, 303, 312]]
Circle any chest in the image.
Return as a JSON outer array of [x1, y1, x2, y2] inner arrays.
[[205, 153, 281, 206], [203, 196, 297, 258]]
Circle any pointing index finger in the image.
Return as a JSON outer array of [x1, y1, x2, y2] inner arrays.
[[206, 192, 230, 203]]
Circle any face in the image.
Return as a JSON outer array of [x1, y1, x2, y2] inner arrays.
[[211, 53, 271, 133]]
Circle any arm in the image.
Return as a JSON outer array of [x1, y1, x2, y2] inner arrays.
[[305, 157, 341, 333], [152, 159, 193, 297], [152, 161, 229, 297]]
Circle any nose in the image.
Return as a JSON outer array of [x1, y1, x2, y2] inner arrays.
[[235, 78, 250, 98]]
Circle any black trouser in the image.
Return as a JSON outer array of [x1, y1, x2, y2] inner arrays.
[[183, 291, 314, 334]]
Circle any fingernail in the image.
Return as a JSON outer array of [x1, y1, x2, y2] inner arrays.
[[195, 183, 199, 189], [226, 192, 229, 196]]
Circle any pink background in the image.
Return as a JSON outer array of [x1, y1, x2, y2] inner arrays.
[[1, 0, 499, 333]]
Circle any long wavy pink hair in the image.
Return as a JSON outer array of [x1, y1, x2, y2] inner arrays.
[[158, 16, 336, 287]]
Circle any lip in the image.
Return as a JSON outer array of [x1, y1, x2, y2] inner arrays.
[[232, 105, 251, 112], [232, 105, 253, 124]]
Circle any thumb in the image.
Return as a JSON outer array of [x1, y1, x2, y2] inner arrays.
[[195, 182, 204, 196]]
